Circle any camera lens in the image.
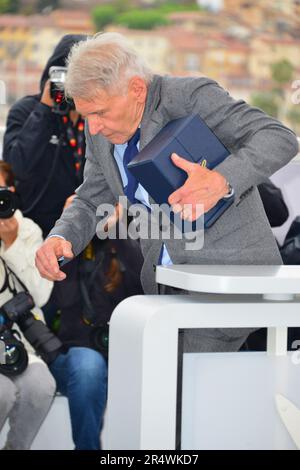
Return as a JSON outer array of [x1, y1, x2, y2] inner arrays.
[[0, 188, 18, 219], [0, 330, 28, 376], [5, 344, 20, 365]]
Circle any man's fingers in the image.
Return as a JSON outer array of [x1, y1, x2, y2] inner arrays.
[[35, 238, 73, 281], [180, 204, 193, 221], [168, 186, 183, 205], [36, 249, 63, 280], [171, 203, 183, 214], [62, 245, 74, 259], [171, 153, 195, 174], [35, 254, 66, 281]]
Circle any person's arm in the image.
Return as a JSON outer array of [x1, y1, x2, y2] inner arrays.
[[185, 78, 298, 203], [36, 128, 116, 281], [3, 86, 57, 178], [0, 215, 53, 307]]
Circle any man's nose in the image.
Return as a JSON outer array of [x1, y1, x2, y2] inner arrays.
[[87, 116, 104, 135]]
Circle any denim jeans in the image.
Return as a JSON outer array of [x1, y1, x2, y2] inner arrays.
[[49, 347, 108, 450]]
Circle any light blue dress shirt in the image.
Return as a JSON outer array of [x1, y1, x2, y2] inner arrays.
[[114, 142, 172, 266]]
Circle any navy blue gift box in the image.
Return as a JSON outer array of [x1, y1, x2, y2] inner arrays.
[[127, 114, 234, 231]]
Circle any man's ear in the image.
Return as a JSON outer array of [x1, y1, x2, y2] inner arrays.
[[8, 186, 15, 193], [128, 76, 147, 103]]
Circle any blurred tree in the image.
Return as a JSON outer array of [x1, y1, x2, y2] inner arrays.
[[0, 0, 10, 13], [91, 0, 202, 32], [271, 59, 294, 122], [156, 0, 199, 6], [114, 0, 132, 13], [271, 59, 294, 85], [0, 0, 20, 13], [116, 9, 169, 30], [251, 92, 279, 118], [92, 4, 119, 31], [158, 1, 201, 13], [287, 107, 300, 135], [251, 59, 296, 129]]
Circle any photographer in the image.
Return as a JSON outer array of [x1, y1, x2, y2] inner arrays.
[[48, 233, 144, 450], [0, 162, 55, 450], [3, 34, 87, 238]]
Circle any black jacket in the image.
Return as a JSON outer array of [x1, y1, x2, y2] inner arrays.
[[3, 34, 86, 237], [257, 179, 289, 228], [51, 238, 144, 354]]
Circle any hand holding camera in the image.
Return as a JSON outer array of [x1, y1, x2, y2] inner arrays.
[[40, 80, 54, 108], [47, 66, 75, 115]]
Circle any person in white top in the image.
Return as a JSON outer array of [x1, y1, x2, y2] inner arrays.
[[0, 161, 55, 450]]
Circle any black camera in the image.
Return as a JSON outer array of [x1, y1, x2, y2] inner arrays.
[[49, 66, 74, 115], [0, 187, 18, 219], [0, 328, 28, 377], [0, 292, 63, 376]]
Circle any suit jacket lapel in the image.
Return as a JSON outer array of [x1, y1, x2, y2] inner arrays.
[[140, 75, 165, 149], [96, 139, 124, 197], [140, 75, 167, 206]]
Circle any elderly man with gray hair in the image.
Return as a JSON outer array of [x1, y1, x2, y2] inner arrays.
[[36, 32, 298, 355]]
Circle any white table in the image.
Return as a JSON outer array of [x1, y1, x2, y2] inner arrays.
[[105, 265, 300, 449]]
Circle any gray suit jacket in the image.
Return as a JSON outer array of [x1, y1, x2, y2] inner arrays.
[[49, 75, 299, 294]]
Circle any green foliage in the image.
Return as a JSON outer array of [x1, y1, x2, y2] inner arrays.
[[0, 0, 10, 13], [92, 4, 119, 31], [287, 107, 300, 126], [90, 0, 202, 31], [115, 9, 170, 30], [158, 2, 201, 13], [0, 0, 20, 13], [271, 59, 294, 85], [251, 92, 279, 118]]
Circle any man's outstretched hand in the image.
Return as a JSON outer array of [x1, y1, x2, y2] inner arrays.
[[35, 237, 74, 281]]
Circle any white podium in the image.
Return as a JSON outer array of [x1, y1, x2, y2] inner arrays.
[[105, 265, 300, 450]]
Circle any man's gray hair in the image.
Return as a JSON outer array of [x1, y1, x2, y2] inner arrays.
[[65, 32, 153, 100]]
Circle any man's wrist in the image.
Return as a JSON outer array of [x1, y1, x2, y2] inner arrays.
[[47, 234, 66, 241], [223, 181, 234, 199]]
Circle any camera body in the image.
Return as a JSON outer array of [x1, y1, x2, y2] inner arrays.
[[0, 187, 18, 219], [2, 291, 34, 322], [0, 292, 63, 376], [49, 65, 74, 115]]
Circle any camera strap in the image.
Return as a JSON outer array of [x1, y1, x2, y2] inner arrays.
[[0, 256, 31, 297]]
